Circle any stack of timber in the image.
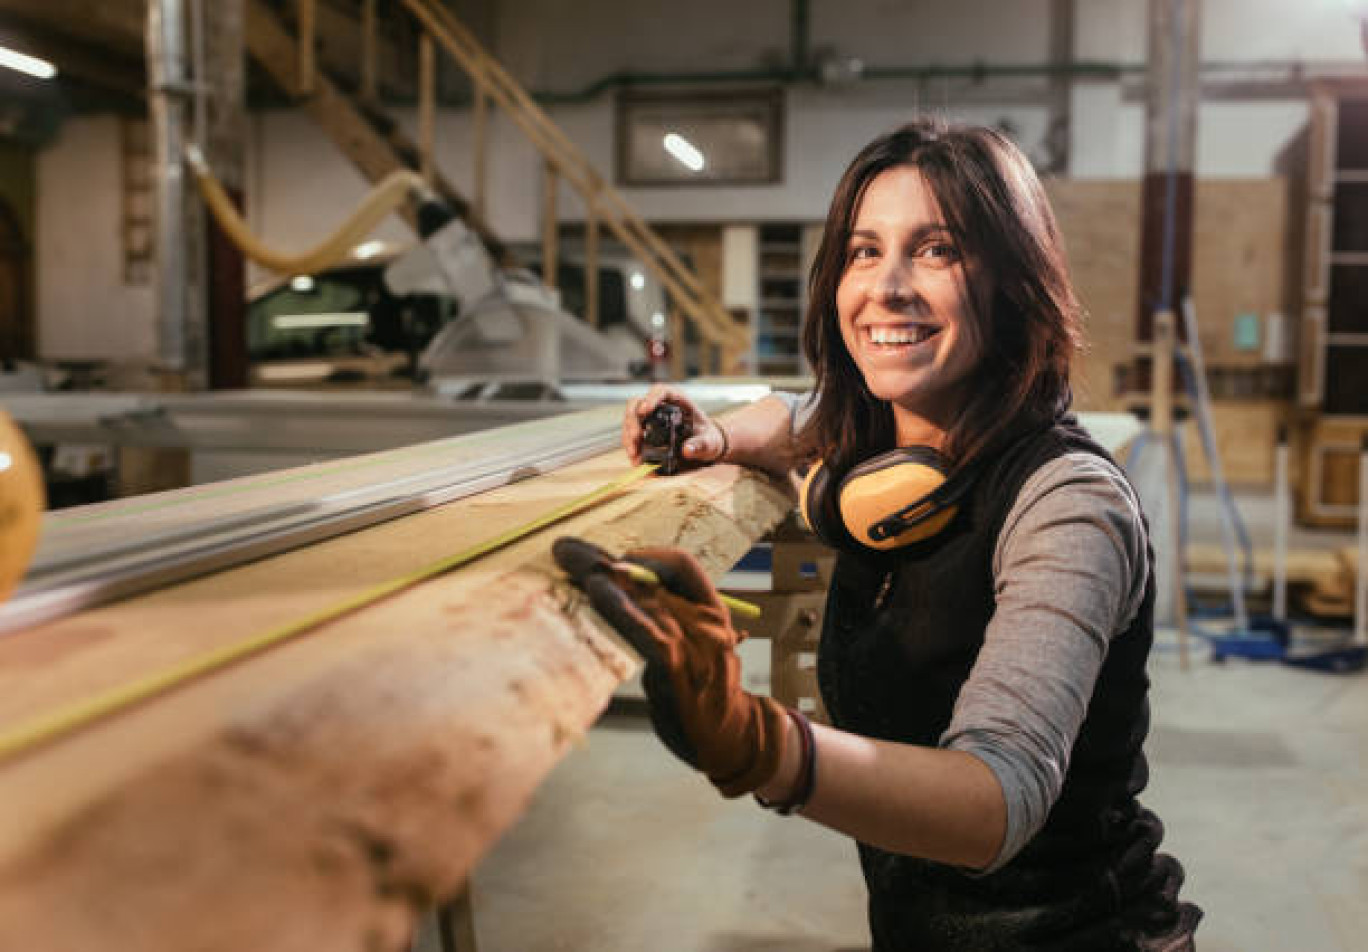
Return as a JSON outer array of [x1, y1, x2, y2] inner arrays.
[[0, 412, 792, 951], [1184, 542, 1358, 619], [1301, 547, 1360, 618]]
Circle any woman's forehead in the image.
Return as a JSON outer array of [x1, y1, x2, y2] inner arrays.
[[851, 166, 947, 229]]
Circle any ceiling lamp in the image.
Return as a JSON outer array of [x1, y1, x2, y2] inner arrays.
[[0, 44, 57, 80]]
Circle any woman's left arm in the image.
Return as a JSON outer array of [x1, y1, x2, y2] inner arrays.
[[555, 454, 1146, 871], [756, 715, 1009, 868], [757, 452, 1149, 870]]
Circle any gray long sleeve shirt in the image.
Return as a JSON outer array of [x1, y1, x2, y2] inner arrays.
[[769, 392, 1150, 871]]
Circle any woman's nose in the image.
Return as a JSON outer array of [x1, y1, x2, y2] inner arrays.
[[873, 257, 914, 307]]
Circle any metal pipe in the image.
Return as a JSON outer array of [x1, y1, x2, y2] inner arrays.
[[790, 0, 810, 80], [1272, 424, 1289, 622], [148, 0, 189, 372]]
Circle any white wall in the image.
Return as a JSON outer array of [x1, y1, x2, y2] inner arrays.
[[35, 117, 155, 360], [32, 0, 1368, 362]]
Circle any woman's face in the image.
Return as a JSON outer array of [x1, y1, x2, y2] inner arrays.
[[836, 165, 985, 440]]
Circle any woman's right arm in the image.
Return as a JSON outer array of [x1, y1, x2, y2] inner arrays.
[[623, 387, 803, 481]]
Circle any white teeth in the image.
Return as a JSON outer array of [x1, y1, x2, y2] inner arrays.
[[867, 325, 934, 345]]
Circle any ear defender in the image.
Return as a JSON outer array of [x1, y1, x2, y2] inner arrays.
[[800, 447, 963, 552]]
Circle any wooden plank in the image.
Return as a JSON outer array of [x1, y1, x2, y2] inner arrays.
[[1185, 542, 1342, 588], [0, 449, 793, 951], [1179, 400, 1286, 487], [297, 0, 316, 95], [1297, 416, 1368, 527], [419, 32, 436, 182], [360, 0, 378, 101], [585, 206, 600, 328], [542, 158, 559, 291], [472, 87, 488, 219]]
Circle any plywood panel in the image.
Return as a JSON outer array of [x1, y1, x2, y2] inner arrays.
[[1047, 178, 1289, 410], [1179, 400, 1286, 487], [1046, 179, 1140, 410]]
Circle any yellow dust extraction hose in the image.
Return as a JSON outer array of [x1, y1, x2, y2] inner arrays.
[[184, 144, 430, 275]]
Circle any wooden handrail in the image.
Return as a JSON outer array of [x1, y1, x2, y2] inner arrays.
[[392, 0, 750, 359]]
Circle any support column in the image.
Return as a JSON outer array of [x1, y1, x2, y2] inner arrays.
[[147, 0, 194, 378], [1043, 0, 1074, 176], [1135, 0, 1200, 361], [204, 0, 248, 389]]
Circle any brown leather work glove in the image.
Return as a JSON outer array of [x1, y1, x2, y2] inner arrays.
[[553, 540, 787, 797]]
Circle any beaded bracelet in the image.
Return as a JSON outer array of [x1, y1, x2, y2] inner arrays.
[[754, 708, 817, 816]]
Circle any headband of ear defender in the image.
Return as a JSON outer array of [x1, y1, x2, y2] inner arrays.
[[800, 445, 973, 553]]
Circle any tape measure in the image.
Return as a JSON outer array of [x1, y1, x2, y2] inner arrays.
[[0, 462, 657, 763]]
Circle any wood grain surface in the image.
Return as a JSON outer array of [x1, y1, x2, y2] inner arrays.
[[0, 451, 792, 952]]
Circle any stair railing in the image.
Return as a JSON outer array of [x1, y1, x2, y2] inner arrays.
[[299, 0, 751, 372]]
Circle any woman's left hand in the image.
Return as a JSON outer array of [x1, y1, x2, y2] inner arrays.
[[554, 540, 788, 796]]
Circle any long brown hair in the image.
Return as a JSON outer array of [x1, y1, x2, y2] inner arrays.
[[798, 118, 1082, 475]]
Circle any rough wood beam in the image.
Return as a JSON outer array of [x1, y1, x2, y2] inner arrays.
[[0, 450, 792, 951], [0, 0, 144, 53]]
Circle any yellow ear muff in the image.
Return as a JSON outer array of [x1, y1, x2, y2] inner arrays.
[[0, 411, 44, 603], [799, 461, 824, 535], [838, 455, 957, 551]]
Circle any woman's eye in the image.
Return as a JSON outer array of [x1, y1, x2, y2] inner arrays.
[[848, 245, 879, 262], [919, 241, 959, 263]]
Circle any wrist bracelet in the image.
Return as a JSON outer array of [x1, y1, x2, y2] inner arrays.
[[754, 708, 817, 816], [713, 422, 731, 463]]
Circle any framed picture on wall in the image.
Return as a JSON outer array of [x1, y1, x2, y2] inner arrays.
[[615, 89, 784, 186]]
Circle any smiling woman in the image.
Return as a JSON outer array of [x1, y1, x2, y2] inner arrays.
[[801, 122, 1081, 474], [608, 118, 1203, 952]]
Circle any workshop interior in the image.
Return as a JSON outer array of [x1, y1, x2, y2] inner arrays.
[[0, 1, 1366, 950]]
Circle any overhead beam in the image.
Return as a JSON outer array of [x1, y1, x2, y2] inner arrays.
[[0, 17, 145, 96], [0, 0, 144, 54]]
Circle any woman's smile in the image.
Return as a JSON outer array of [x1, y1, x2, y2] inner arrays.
[[859, 322, 943, 351]]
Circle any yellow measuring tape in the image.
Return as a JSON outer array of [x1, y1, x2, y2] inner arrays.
[[0, 463, 657, 764]]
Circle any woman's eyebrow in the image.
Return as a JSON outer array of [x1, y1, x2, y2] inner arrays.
[[848, 224, 952, 241]]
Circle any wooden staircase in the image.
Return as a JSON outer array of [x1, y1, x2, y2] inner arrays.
[[244, 0, 749, 372], [242, 0, 507, 262]]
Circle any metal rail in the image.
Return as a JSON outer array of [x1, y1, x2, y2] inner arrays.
[[0, 415, 623, 636]]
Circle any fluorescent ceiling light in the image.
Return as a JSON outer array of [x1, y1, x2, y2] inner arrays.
[[663, 133, 705, 172], [353, 239, 386, 259], [0, 45, 57, 80], [630, 271, 646, 290], [255, 362, 335, 382], [272, 311, 368, 330], [289, 275, 315, 292]]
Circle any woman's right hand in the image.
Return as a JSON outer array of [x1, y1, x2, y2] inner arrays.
[[623, 386, 728, 467]]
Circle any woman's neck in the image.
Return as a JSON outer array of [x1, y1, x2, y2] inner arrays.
[[892, 408, 949, 450]]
